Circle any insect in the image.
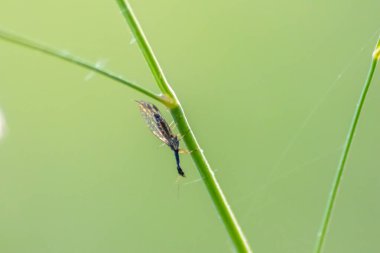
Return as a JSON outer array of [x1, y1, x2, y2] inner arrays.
[[136, 100, 185, 177]]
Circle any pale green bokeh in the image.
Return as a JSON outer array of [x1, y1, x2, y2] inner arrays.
[[1, 0, 380, 252]]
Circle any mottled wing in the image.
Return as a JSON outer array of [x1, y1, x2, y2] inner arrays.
[[137, 100, 171, 146]]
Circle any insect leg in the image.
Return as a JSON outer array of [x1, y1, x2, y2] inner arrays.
[[178, 148, 194, 154], [177, 128, 191, 141], [169, 121, 176, 129]]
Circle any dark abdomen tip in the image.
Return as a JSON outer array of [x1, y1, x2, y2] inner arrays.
[[178, 166, 185, 177]]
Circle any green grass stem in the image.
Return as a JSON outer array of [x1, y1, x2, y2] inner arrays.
[[115, 0, 173, 98], [0, 29, 163, 104], [115, 0, 253, 252], [314, 37, 380, 253]]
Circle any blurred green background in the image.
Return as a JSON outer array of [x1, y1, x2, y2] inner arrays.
[[1, 0, 380, 252]]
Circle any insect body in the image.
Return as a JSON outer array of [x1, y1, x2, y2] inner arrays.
[[136, 100, 185, 177]]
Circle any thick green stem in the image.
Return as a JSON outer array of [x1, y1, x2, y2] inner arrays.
[[116, 0, 252, 252], [171, 106, 252, 253], [314, 38, 380, 253], [116, 0, 174, 98], [0, 29, 163, 103]]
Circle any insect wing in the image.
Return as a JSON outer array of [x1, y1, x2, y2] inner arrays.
[[137, 101, 170, 146]]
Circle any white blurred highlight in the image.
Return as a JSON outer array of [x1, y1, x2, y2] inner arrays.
[[84, 59, 108, 81], [130, 36, 136, 45], [0, 109, 6, 140]]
